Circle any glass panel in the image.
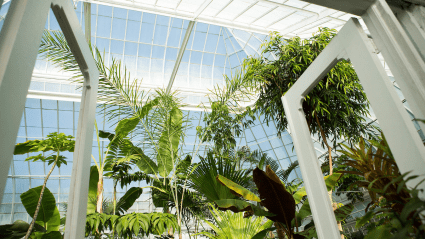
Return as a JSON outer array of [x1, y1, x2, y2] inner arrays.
[[126, 21, 140, 41], [97, 16, 112, 38]]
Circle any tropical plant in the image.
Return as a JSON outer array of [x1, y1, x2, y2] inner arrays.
[[14, 132, 74, 239], [216, 165, 354, 239], [189, 150, 253, 205], [0, 220, 46, 239], [354, 173, 425, 239], [39, 30, 210, 238], [85, 212, 178, 238], [0, 186, 63, 238], [338, 132, 410, 213], [197, 205, 273, 239]]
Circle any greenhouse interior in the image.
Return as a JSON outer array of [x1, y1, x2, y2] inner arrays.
[[1, 0, 425, 238]]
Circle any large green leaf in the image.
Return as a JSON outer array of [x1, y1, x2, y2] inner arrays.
[[157, 107, 182, 177], [364, 225, 392, 239], [296, 200, 312, 223], [214, 199, 252, 212], [14, 140, 39, 155], [46, 207, 61, 232], [87, 166, 99, 214], [114, 117, 139, 140], [40, 231, 62, 238], [216, 175, 261, 202], [253, 167, 295, 228], [251, 228, 276, 239], [20, 186, 56, 223], [135, 153, 158, 175], [116, 187, 143, 214], [334, 204, 354, 222], [293, 187, 307, 205], [324, 173, 342, 191]]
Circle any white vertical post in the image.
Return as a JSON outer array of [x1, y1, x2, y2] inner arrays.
[[50, 0, 99, 238], [281, 25, 345, 239], [282, 18, 425, 239], [0, 0, 50, 200], [362, 0, 425, 127], [0, 0, 99, 237]]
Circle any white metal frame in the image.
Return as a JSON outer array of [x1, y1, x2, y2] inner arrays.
[[0, 1, 99, 238], [281, 17, 425, 239], [362, 0, 425, 126]]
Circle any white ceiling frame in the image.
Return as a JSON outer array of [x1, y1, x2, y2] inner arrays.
[[174, 0, 183, 10], [280, 8, 337, 35], [231, 0, 259, 21], [193, 0, 213, 19], [265, 11, 297, 28], [213, 0, 234, 18], [80, 0, 339, 37], [248, 5, 278, 25]]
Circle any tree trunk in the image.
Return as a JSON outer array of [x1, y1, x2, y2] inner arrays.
[[96, 175, 103, 213], [275, 222, 286, 239], [113, 181, 117, 215], [24, 153, 59, 239]]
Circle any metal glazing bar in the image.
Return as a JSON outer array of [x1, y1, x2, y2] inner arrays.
[[166, 20, 195, 93], [0, 0, 51, 201]]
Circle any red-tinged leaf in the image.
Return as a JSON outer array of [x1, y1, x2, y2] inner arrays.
[[253, 167, 295, 228]]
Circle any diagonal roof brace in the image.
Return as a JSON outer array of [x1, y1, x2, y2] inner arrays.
[[166, 20, 195, 94]]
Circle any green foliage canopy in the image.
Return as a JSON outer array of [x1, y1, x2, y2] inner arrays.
[[241, 28, 371, 146]]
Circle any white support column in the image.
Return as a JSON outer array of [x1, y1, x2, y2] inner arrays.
[[50, 0, 99, 238], [0, 0, 51, 200], [362, 0, 425, 125], [282, 18, 425, 239], [0, 1, 99, 237]]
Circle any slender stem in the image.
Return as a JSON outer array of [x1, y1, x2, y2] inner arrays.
[[315, 114, 333, 175], [24, 151, 59, 239]]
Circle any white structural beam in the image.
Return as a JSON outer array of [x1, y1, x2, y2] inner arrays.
[[0, 0, 51, 201], [362, 0, 425, 126], [0, 1, 99, 238], [166, 20, 195, 93], [282, 17, 425, 239]]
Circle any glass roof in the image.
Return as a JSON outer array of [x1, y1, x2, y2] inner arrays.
[[82, 0, 352, 38]]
